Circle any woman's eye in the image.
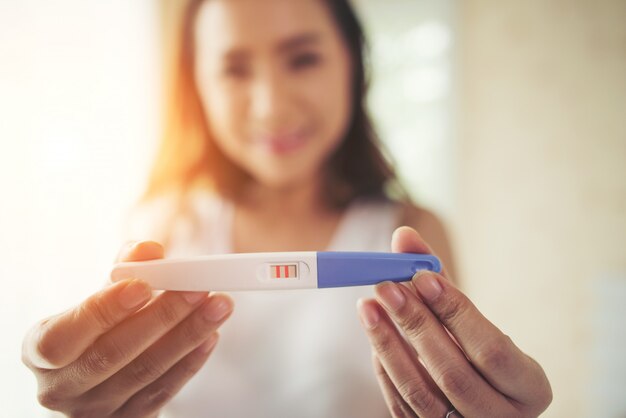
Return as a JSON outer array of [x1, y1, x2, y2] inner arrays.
[[290, 53, 321, 70], [223, 65, 249, 79]]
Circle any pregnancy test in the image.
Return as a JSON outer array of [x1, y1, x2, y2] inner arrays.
[[110, 251, 441, 291]]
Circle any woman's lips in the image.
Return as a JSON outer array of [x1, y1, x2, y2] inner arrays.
[[253, 130, 310, 155]]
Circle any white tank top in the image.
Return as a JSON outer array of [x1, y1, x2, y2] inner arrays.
[[127, 192, 401, 418]]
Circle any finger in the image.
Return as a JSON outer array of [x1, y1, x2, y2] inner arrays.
[[85, 293, 233, 411], [113, 334, 219, 418], [392, 226, 449, 279], [116, 241, 164, 263], [23, 279, 152, 370], [375, 281, 517, 417], [23, 240, 165, 369], [55, 289, 210, 395], [358, 298, 450, 417], [392, 226, 432, 254], [411, 271, 552, 407], [371, 353, 417, 418]]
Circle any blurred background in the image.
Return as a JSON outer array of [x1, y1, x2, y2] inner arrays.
[[1, 0, 624, 416]]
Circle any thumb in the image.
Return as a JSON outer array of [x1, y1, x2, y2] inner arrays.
[[116, 240, 164, 263], [392, 226, 450, 280], [391, 226, 433, 255]]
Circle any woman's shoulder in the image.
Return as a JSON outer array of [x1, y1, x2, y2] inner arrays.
[[396, 201, 457, 280], [397, 202, 445, 238]]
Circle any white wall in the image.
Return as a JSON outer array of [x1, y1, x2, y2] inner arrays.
[[355, 0, 457, 221], [457, 1, 626, 416]]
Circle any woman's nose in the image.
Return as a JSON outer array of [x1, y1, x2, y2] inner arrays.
[[250, 70, 289, 125]]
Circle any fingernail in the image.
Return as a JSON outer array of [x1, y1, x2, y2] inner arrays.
[[118, 280, 151, 309], [203, 298, 232, 322], [357, 300, 379, 329], [413, 271, 442, 302], [376, 282, 406, 312], [181, 291, 206, 304], [29, 327, 57, 369], [198, 334, 218, 354]]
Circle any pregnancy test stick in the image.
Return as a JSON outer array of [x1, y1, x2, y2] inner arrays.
[[110, 251, 441, 291]]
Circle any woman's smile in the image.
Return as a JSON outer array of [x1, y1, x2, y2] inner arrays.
[[252, 128, 312, 155]]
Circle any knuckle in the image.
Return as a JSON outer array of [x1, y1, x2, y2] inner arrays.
[[69, 407, 102, 418], [180, 353, 205, 378], [437, 296, 467, 326], [438, 366, 474, 400], [541, 385, 554, 411], [80, 298, 117, 331], [180, 317, 208, 345], [542, 373, 554, 407], [529, 358, 553, 413], [37, 386, 65, 410], [373, 361, 388, 381], [388, 403, 404, 418], [141, 385, 176, 413], [388, 400, 412, 418], [475, 336, 513, 373], [129, 352, 166, 386], [81, 341, 124, 376], [400, 308, 430, 337], [371, 332, 397, 359], [397, 378, 436, 413], [122, 353, 209, 416], [154, 299, 181, 328], [81, 349, 114, 376]]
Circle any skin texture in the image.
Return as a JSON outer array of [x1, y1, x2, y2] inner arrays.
[[357, 227, 553, 418]]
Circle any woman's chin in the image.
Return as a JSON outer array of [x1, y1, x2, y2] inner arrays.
[[251, 169, 316, 192]]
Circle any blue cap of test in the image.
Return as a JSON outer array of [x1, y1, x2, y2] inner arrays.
[[316, 251, 442, 288]]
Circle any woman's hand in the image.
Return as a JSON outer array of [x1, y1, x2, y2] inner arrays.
[[357, 227, 552, 418], [22, 241, 234, 418]]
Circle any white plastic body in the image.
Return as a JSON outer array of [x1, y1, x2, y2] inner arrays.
[[110, 252, 319, 291]]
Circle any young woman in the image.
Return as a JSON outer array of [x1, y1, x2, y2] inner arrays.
[[23, 1, 552, 417]]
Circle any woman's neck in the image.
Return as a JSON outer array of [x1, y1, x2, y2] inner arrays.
[[231, 178, 345, 252], [238, 177, 329, 218]]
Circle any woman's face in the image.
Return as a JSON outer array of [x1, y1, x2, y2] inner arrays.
[[194, 0, 353, 190]]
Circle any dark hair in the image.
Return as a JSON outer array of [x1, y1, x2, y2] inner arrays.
[[144, 0, 404, 208]]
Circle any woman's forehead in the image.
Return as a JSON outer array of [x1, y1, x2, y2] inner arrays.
[[194, 0, 337, 57]]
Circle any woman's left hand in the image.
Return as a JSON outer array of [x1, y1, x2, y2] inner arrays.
[[358, 227, 552, 418]]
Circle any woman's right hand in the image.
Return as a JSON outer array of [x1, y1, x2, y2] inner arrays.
[[22, 241, 234, 418]]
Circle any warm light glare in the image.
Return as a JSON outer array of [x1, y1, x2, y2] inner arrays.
[[0, 1, 161, 416], [0, 1, 455, 416]]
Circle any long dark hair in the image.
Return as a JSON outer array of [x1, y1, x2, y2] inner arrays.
[[144, 0, 404, 209]]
